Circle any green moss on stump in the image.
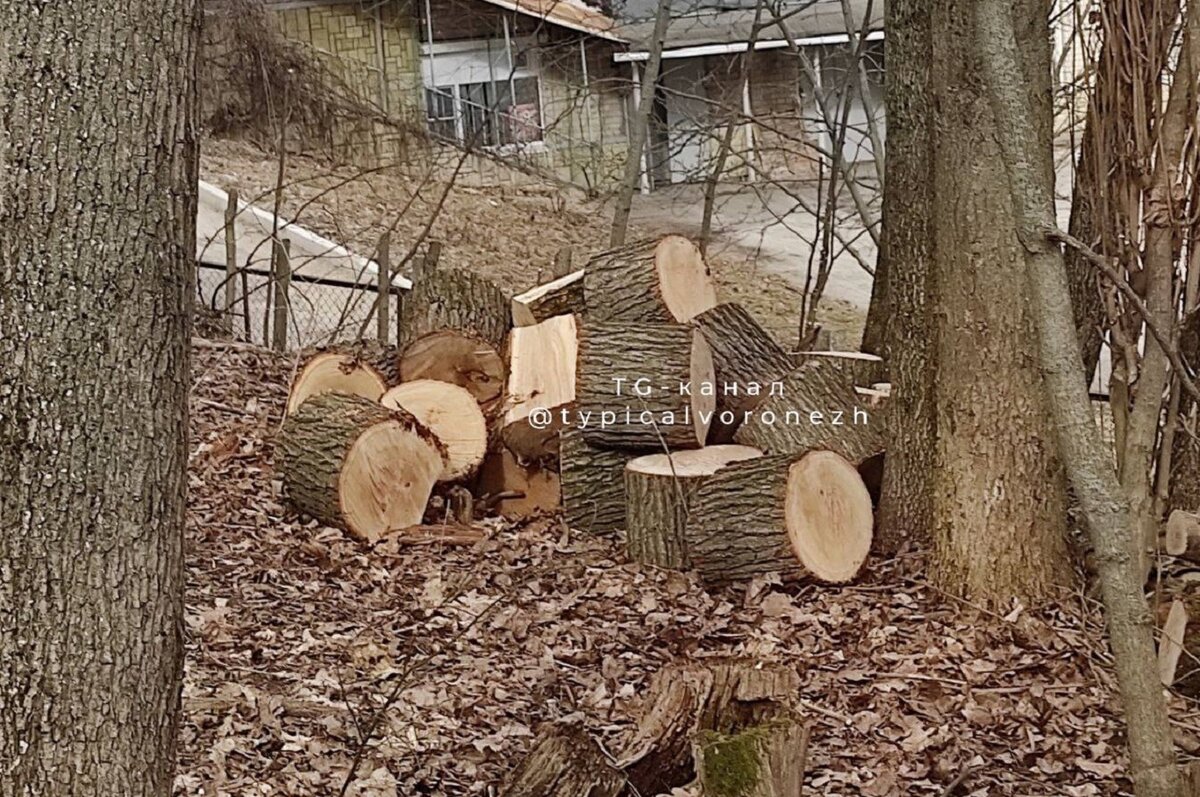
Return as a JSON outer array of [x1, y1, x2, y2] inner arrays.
[[696, 727, 764, 797]]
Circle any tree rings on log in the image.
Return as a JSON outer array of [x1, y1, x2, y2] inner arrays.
[[381, 380, 488, 482], [398, 329, 507, 408], [577, 321, 716, 450], [477, 448, 562, 519], [625, 445, 763, 569], [585, 235, 718, 324], [686, 451, 873, 583], [286, 352, 387, 416], [276, 393, 447, 543], [501, 314, 578, 462], [511, 269, 586, 326], [560, 424, 632, 534]]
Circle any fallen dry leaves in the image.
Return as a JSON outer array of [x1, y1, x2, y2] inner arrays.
[[178, 341, 1197, 796]]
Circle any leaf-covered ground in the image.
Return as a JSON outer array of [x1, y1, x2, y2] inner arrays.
[[178, 341, 1191, 796]]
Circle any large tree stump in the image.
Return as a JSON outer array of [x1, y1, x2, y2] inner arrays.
[[625, 445, 763, 569], [501, 314, 578, 462], [398, 329, 507, 408], [619, 659, 800, 796], [577, 321, 716, 451], [399, 264, 511, 350], [685, 451, 873, 584], [585, 235, 718, 324], [381, 380, 488, 482], [560, 423, 632, 534], [511, 269, 586, 326], [694, 719, 808, 797], [286, 352, 388, 416], [733, 358, 885, 465], [277, 393, 447, 543], [692, 303, 801, 441], [500, 721, 625, 797]]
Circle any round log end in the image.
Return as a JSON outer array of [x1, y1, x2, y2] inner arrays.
[[399, 329, 506, 406], [286, 352, 387, 415], [785, 450, 873, 582], [381, 380, 488, 482], [340, 419, 445, 541], [656, 235, 719, 322]]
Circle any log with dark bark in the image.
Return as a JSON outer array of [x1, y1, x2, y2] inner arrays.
[[694, 718, 808, 797], [618, 659, 800, 796], [685, 452, 873, 584], [286, 351, 388, 415], [585, 235, 718, 324], [692, 303, 800, 441], [399, 264, 511, 351], [733, 358, 885, 466], [477, 448, 562, 520], [559, 423, 633, 534], [500, 721, 625, 797], [797, 350, 886, 386], [625, 445, 763, 569], [398, 329, 507, 408], [381, 380, 488, 482], [501, 314, 577, 462], [511, 269, 586, 326], [277, 393, 447, 543], [577, 321, 716, 450]]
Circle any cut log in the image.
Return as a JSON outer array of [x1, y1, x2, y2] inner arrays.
[[500, 721, 624, 797], [1167, 509, 1200, 562], [733, 357, 885, 465], [577, 321, 716, 450], [559, 423, 633, 534], [398, 329, 507, 408], [1159, 599, 1190, 687], [685, 451, 873, 584], [619, 658, 799, 796], [694, 719, 808, 797], [585, 235, 718, 324], [692, 303, 801, 441], [795, 350, 886, 385], [511, 269, 586, 326], [276, 393, 446, 543], [286, 352, 387, 416], [477, 448, 562, 519], [399, 264, 511, 351], [501, 314, 578, 462], [381, 380, 488, 482], [625, 445, 763, 569]]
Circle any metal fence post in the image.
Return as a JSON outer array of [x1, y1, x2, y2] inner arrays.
[[272, 238, 291, 352]]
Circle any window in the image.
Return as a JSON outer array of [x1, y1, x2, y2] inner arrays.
[[422, 43, 544, 148], [425, 88, 456, 141]]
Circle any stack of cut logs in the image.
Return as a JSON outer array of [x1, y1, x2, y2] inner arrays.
[[276, 234, 889, 583]]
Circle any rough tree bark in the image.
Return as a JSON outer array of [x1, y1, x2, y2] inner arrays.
[[974, 1, 1185, 795], [872, 0, 935, 554], [926, 0, 1073, 607], [0, 0, 198, 793]]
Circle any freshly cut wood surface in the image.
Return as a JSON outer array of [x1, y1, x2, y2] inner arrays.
[[625, 445, 763, 568], [686, 452, 872, 583], [511, 269, 585, 326], [559, 424, 632, 534], [1159, 599, 1189, 687], [576, 321, 716, 450], [796, 350, 886, 385], [286, 352, 387, 415], [1167, 509, 1200, 561], [398, 329, 507, 407], [381, 380, 488, 482], [585, 235, 718, 324], [501, 314, 578, 461], [477, 448, 562, 519], [276, 393, 446, 543]]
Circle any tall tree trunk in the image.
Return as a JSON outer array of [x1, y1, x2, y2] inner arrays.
[[872, 0, 936, 552], [974, 1, 1185, 794], [926, 0, 1072, 606], [0, 1, 197, 794]]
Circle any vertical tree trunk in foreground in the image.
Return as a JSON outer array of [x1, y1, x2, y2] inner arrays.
[[926, 0, 1072, 607], [974, 2, 1184, 795], [0, 1, 197, 794], [873, 0, 935, 553]]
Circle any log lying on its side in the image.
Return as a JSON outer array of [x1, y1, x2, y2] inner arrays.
[[398, 329, 507, 409], [625, 445, 763, 569], [692, 303, 800, 441], [694, 719, 808, 797], [286, 352, 387, 416], [500, 721, 624, 797], [585, 235, 718, 324], [277, 393, 446, 543], [400, 264, 511, 350], [476, 448, 561, 520], [1167, 509, 1200, 563], [795, 350, 886, 385], [733, 358, 885, 465], [685, 451, 873, 584], [381, 380, 488, 482], [559, 423, 632, 534], [576, 321, 716, 451], [501, 314, 578, 462], [511, 269, 585, 327]]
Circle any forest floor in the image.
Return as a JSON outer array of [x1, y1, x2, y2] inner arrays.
[[174, 340, 1193, 797]]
